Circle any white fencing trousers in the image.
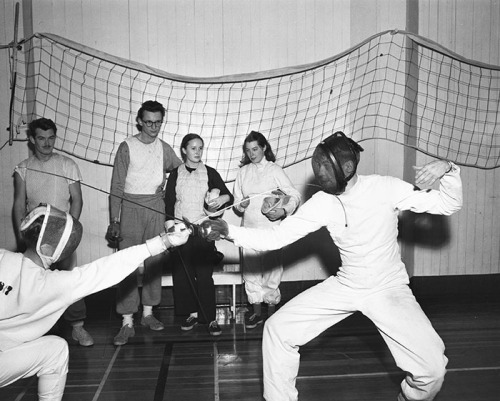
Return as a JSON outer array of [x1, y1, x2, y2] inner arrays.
[[262, 275, 447, 401], [0, 335, 69, 401], [242, 248, 283, 305]]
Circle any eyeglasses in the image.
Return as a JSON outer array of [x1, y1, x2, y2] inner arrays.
[[142, 120, 163, 128]]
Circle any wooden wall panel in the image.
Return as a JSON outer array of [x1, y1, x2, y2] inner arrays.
[[0, 2, 28, 252], [416, 0, 500, 276]]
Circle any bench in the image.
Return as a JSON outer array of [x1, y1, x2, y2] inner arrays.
[[160, 263, 243, 318], [138, 258, 243, 319]]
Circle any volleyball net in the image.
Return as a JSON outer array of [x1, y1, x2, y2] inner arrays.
[[9, 29, 500, 181]]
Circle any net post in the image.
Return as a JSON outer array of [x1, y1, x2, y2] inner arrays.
[[401, 0, 419, 278], [8, 2, 20, 146]]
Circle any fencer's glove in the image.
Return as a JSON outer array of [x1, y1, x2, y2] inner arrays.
[[165, 220, 175, 232], [105, 221, 122, 249], [199, 218, 229, 241], [174, 217, 203, 237], [163, 222, 190, 247]]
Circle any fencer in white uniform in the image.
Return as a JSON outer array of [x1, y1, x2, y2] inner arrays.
[[201, 132, 463, 401], [0, 204, 189, 401]]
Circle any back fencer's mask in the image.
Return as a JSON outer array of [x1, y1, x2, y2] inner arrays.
[[312, 131, 364, 195], [20, 204, 83, 269]]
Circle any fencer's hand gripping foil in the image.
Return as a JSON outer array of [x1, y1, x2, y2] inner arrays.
[[163, 221, 191, 247], [166, 217, 227, 242], [199, 219, 229, 241], [163, 222, 190, 247]]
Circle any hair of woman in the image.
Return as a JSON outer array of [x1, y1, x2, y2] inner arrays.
[[240, 130, 276, 166]]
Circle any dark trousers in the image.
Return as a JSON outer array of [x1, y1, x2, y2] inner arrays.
[[171, 236, 217, 323]]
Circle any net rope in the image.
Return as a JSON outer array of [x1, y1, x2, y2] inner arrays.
[[9, 29, 500, 181]]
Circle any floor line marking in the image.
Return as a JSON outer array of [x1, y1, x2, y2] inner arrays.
[[214, 342, 220, 401], [154, 342, 173, 401], [218, 365, 500, 383], [14, 376, 36, 401], [91, 346, 121, 401]]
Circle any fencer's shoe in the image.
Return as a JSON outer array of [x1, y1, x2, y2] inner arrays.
[[113, 324, 135, 346], [181, 316, 198, 331], [141, 314, 165, 331], [208, 320, 222, 336], [245, 313, 264, 329], [72, 325, 94, 347]]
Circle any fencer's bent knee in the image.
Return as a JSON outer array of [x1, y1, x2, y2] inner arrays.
[[38, 336, 69, 377], [431, 362, 447, 386], [427, 347, 447, 381], [414, 355, 447, 397]]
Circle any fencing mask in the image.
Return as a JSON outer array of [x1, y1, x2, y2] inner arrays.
[[20, 204, 83, 269], [312, 131, 364, 195]]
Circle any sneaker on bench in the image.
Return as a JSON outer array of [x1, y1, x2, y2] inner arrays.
[[208, 320, 222, 336], [245, 313, 264, 329]]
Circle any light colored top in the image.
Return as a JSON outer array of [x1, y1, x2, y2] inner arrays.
[[109, 135, 181, 219], [233, 159, 301, 229], [124, 136, 164, 194], [14, 153, 82, 213], [174, 163, 209, 223], [229, 167, 463, 289]]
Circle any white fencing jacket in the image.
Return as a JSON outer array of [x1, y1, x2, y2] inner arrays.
[[0, 236, 166, 351]]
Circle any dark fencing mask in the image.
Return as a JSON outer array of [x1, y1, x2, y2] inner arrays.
[[312, 131, 364, 195], [20, 204, 83, 268]]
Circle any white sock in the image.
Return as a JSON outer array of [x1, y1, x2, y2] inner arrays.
[[190, 312, 198, 318], [143, 305, 153, 317], [122, 314, 133, 327]]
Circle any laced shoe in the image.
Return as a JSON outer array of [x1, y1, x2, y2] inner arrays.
[[72, 325, 94, 347], [113, 324, 135, 346], [245, 313, 264, 329], [141, 314, 165, 331], [208, 321, 222, 336], [181, 316, 198, 331]]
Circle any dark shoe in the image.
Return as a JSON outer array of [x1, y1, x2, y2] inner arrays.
[[113, 325, 135, 346], [72, 326, 94, 347], [245, 313, 264, 329], [181, 316, 198, 331], [208, 321, 222, 336], [141, 315, 164, 331]]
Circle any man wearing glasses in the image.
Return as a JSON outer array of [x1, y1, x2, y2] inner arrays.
[[107, 100, 181, 345]]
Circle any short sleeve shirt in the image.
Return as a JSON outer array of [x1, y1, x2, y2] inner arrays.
[[14, 153, 82, 213]]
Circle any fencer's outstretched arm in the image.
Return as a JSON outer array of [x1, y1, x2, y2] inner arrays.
[[203, 159, 462, 252], [51, 223, 190, 305], [202, 194, 327, 252]]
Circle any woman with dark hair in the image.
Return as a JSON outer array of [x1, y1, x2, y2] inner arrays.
[[165, 133, 233, 336], [233, 131, 301, 329]]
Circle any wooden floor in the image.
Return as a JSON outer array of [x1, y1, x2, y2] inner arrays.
[[1, 282, 500, 401]]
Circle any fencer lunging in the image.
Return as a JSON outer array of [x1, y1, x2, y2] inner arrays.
[[201, 131, 463, 401], [0, 204, 189, 401]]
